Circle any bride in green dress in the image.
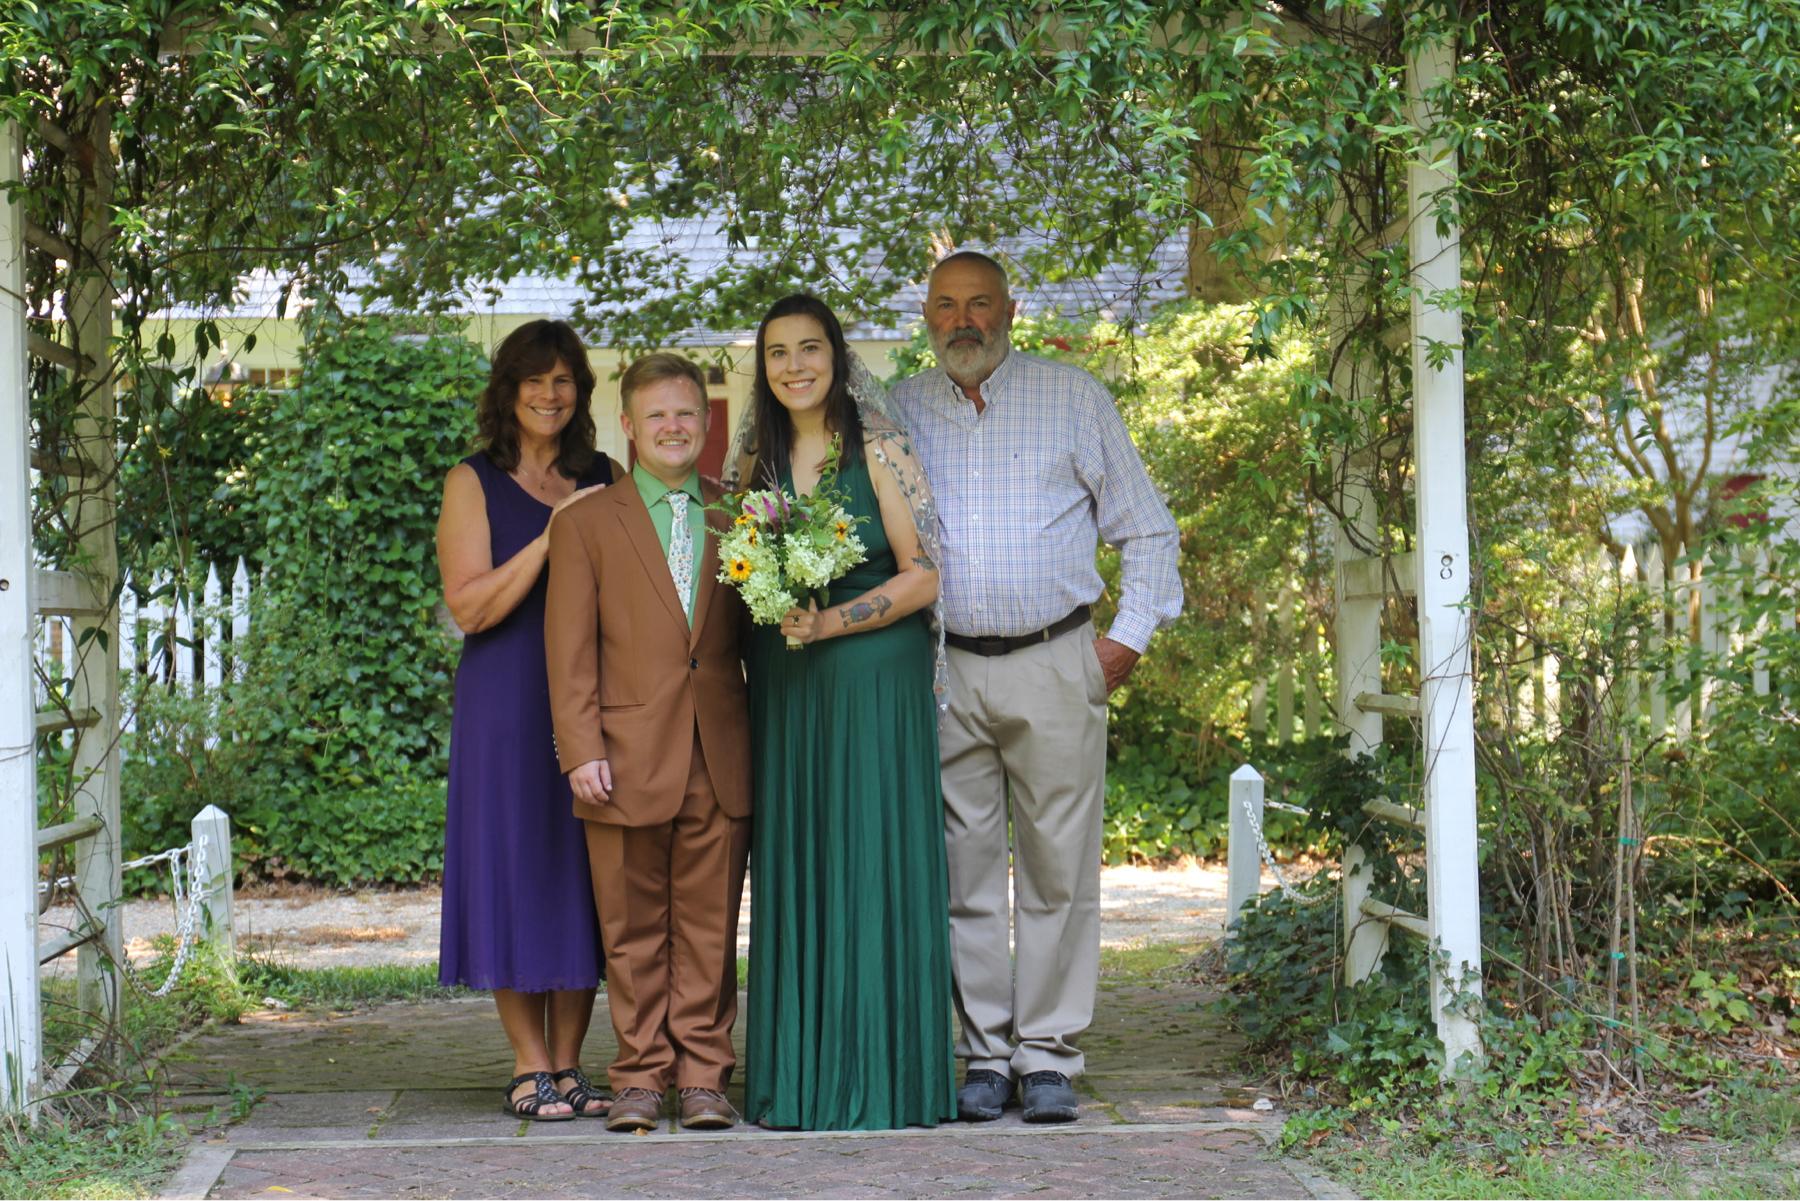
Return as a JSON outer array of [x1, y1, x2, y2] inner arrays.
[[727, 293, 958, 1131]]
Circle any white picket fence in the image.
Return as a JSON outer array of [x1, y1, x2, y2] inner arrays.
[[1249, 540, 1784, 747], [1246, 583, 1328, 745], [1494, 541, 1780, 744], [33, 558, 255, 746]]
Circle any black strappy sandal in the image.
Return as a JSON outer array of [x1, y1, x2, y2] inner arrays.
[[552, 1066, 612, 1117], [502, 1071, 576, 1122]]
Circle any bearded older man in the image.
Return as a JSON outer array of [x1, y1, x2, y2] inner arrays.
[[890, 251, 1182, 1124]]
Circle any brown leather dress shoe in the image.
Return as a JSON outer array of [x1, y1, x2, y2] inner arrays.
[[678, 1087, 737, 1130], [605, 1087, 665, 1132]]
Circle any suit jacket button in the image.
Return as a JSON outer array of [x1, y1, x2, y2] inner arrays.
[[689, 657, 699, 670]]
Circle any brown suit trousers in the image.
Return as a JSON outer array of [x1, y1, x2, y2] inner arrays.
[[545, 472, 751, 1092]]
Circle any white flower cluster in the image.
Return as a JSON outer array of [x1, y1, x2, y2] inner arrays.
[[784, 523, 866, 592], [714, 485, 867, 627]]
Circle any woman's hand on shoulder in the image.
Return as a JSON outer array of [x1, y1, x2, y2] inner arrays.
[[546, 482, 607, 535]]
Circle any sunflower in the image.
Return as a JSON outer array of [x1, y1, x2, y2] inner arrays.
[[833, 519, 850, 542], [734, 513, 754, 526], [727, 556, 753, 581]]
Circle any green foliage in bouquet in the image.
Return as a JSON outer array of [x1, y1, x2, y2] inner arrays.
[[714, 437, 868, 626]]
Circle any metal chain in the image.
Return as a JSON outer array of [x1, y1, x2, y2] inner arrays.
[[126, 833, 210, 998], [1239, 790, 1335, 906], [39, 834, 215, 998], [37, 843, 192, 895]]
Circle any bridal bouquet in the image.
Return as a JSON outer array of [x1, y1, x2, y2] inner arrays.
[[715, 444, 867, 645]]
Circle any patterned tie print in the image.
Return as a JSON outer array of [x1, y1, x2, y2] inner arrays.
[[666, 489, 693, 622]]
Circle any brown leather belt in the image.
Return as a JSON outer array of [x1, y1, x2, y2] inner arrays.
[[945, 605, 1092, 657]]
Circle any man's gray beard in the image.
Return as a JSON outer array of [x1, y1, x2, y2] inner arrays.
[[929, 329, 1010, 388]]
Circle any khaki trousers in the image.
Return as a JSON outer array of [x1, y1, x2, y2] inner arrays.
[[585, 740, 750, 1093], [940, 622, 1108, 1078]]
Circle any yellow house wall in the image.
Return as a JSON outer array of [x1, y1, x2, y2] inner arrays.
[[147, 313, 909, 468]]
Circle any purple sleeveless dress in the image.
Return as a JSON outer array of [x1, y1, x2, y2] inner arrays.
[[438, 450, 611, 991]]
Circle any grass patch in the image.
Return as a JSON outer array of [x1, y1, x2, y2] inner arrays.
[[0, 1113, 186, 1201], [1320, 1126, 1800, 1200], [238, 959, 469, 1011], [13, 938, 249, 1200], [42, 938, 250, 1068], [1098, 940, 1204, 986], [1294, 1066, 1800, 1200], [1323, 1141, 1666, 1199]]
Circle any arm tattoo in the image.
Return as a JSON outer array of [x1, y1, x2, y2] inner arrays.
[[911, 552, 937, 571], [840, 594, 894, 629]]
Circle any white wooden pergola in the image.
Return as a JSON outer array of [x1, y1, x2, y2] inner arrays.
[[0, 12, 1484, 1113], [3, 108, 125, 1111], [1331, 33, 1483, 1071]]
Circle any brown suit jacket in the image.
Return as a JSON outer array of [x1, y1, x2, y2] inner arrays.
[[544, 466, 751, 826]]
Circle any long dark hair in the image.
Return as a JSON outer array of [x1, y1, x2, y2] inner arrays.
[[476, 319, 597, 477], [749, 294, 865, 486]]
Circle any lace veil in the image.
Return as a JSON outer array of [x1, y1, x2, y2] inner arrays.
[[719, 356, 948, 707]]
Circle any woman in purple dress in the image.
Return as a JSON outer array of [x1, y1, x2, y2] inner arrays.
[[436, 320, 617, 1121]]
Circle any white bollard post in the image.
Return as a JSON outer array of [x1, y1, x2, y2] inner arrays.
[[190, 805, 234, 959], [1227, 764, 1266, 935]]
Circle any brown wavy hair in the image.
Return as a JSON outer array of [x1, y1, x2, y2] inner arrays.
[[476, 320, 597, 476]]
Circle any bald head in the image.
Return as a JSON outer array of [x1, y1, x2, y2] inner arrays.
[[932, 251, 1010, 299]]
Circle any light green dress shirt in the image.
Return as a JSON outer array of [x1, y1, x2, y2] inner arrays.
[[632, 463, 706, 622]]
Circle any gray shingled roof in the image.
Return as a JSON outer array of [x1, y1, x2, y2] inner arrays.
[[160, 215, 1190, 342]]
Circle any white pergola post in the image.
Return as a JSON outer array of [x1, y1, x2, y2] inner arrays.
[[1406, 29, 1484, 1074], [0, 120, 43, 1114], [1327, 153, 1391, 986], [1334, 452, 1388, 984], [67, 105, 123, 1024]]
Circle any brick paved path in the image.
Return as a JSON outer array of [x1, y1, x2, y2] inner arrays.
[[159, 984, 1350, 1199]]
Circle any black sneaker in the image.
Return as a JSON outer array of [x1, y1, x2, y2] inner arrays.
[[1020, 1070, 1079, 1123], [956, 1068, 1014, 1121]]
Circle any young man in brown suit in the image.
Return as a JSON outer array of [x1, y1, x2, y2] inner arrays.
[[544, 353, 752, 1132]]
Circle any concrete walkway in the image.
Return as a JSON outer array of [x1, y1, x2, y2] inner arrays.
[[157, 979, 1349, 1200]]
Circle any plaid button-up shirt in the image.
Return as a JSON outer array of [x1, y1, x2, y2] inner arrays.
[[891, 350, 1182, 654]]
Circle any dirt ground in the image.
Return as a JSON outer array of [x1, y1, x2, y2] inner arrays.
[[41, 861, 1250, 974]]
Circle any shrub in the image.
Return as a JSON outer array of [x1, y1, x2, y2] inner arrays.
[[122, 596, 449, 887], [1102, 713, 1339, 864], [121, 316, 480, 886]]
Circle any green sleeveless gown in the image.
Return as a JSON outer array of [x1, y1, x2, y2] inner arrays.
[[743, 456, 958, 1131]]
